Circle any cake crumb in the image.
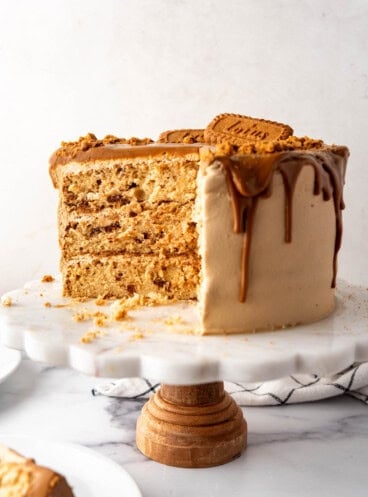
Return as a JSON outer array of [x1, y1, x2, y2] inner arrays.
[[108, 295, 141, 319], [93, 314, 108, 327], [129, 332, 144, 341], [163, 315, 184, 326], [95, 295, 108, 306], [110, 300, 128, 321], [41, 274, 54, 283], [113, 308, 127, 321], [44, 302, 52, 308], [1, 296, 12, 307], [73, 310, 92, 322], [80, 329, 106, 344]]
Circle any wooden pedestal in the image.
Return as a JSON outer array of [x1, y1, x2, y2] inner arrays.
[[136, 381, 247, 468]]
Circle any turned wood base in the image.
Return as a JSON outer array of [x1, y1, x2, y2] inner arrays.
[[136, 382, 247, 468]]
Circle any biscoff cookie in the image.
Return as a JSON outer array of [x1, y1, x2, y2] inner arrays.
[[204, 113, 293, 146], [158, 129, 204, 144]]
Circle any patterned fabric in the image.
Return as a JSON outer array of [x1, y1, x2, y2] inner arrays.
[[92, 362, 368, 405]]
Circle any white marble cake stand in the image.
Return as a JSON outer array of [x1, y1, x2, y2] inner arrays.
[[1, 278, 368, 468]]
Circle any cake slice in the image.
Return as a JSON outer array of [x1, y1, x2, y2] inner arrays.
[[0, 444, 74, 497], [50, 137, 201, 301], [50, 115, 349, 334]]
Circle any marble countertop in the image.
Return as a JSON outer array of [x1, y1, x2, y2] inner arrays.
[[0, 358, 367, 497]]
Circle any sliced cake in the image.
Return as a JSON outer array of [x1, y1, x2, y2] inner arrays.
[[0, 444, 74, 497], [49, 114, 349, 334]]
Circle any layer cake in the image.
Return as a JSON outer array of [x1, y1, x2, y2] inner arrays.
[[50, 114, 349, 334]]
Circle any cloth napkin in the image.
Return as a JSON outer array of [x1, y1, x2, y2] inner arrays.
[[92, 362, 368, 406]]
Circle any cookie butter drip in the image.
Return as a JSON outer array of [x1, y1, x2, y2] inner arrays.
[[216, 146, 348, 301], [222, 158, 260, 301], [315, 150, 347, 287], [278, 161, 305, 242]]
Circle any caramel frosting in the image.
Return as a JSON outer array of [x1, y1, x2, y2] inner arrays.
[[197, 141, 349, 333], [200, 140, 348, 303]]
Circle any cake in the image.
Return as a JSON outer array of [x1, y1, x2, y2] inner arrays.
[[0, 444, 74, 497], [49, 114, 349, 334]]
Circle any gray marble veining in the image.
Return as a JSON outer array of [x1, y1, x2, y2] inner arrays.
[[0, 360, 367, 497]]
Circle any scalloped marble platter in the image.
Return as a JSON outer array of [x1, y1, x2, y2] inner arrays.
[[0, 278, 367, 384]]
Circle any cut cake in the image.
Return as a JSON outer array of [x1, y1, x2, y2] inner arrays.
[[0, 444, 74, 497], [49, 114, 349, 334]]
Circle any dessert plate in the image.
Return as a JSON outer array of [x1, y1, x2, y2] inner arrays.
[[0, 344, 21, 384], [1, 278, 368, 384], [0, 435, 142, 497]]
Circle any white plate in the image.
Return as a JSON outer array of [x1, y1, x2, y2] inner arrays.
[[0, 345, 21, 383], [0, 435, 142, 497]]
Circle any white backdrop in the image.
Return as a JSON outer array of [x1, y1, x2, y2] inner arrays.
[[0, 0, 367, 294]]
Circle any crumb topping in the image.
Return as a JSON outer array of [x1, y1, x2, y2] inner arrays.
[[200, 136, 325, 163], [55, 134, 154, 162]]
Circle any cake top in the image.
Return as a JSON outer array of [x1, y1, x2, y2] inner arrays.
[[53, 133, 154, 162], [49, 113, 348, 186], [49, 113, 342, 167], [199, 135, 326, 162]]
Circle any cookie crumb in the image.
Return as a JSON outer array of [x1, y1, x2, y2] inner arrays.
[[110, 300, 128, 321], [129, 332, 144, 341], [80, 329, 106, 344], [41, 274, 54, 283], [95, 295, 108, 306], [1, 296, 12, 307], [93, 312, 107, 326], [73, 310, 91, 322], [164, 315, 184, 326]]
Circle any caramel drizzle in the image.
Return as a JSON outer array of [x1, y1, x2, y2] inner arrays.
[[219, 147, 348, 302]]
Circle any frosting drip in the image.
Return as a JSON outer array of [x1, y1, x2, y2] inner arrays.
[[217, 146, 348, 302]]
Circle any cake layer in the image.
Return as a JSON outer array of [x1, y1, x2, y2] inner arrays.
[[55, 154, 199, 213], [59, 201, 197, 257], [62, 253, 200, 299], [197, 149, 347, 334]]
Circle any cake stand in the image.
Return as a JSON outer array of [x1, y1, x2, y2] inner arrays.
[[1, 278, 368, 467]]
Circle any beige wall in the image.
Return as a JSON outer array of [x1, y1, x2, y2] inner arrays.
[[0, 0, 366, 292]]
